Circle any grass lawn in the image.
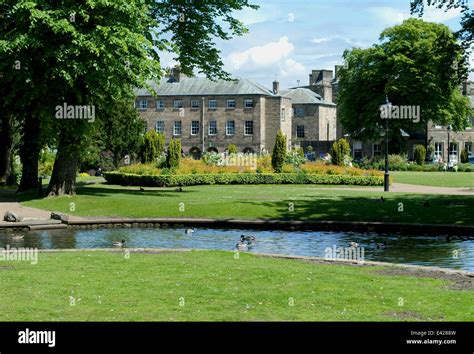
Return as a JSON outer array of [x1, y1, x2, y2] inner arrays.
[[0, 250, 471, 321], [18, 180, 474, 226], [392, 172, 474, 188]]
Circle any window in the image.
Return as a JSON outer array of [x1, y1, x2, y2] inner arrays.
[[227, 99, 236, 109], [468, 116, 474, 129], [191, 100, 199, 109], [143, 121, 148, 133], [373, 143, 382, 156], [434, 142, 443, 160], [156, 100, 164, 110], [353, 141, 362, 159], [281, 108, 286, 122], [244, 99, 253, 109], [465, 142, 473, 156], [296, 125, 305, 138], [155, 121, 164, 133], [208, 120, 217, 135], [191, 121, 199, 135], [244, 121, 253, 136], [294, 107, 305, 118], [208, 100, 217, 109], [173, 100, 183, 109], [449, 142, 458, 157], [138, 100, 148, 109], [173, 121, 182, 136], [226, 120, 235, 136]]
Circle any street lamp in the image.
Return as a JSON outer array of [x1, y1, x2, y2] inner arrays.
[[447, 125, 452, 165], [380, 96, 391, 192]]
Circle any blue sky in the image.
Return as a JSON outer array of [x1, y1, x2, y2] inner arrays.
[[162, 0, 469, 89]]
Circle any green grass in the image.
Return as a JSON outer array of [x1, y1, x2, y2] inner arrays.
[[392, 172, 474, 188], [0, 250, 471, 321], [18, 182, 474, 226]]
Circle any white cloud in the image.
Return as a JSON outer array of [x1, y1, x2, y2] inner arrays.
[[369, 7, 410, 25], [422, 6, 463, 22], [311, 37, 330, 44], [228, 36, 295, 67], [279, 59, 306, 78]]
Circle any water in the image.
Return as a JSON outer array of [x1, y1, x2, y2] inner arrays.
[[0, 227, 473, 271]]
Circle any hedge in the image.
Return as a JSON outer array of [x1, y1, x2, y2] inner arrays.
[[103, 172, 384, 187]]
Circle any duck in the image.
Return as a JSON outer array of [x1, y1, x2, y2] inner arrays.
[[240, 235, 256, 242], [185, 228, 195, 234], [236, 242, 250, 251], [376, 242, 386, 249], [175, 187, 183, 192], [349, 242, 359, 248], [379, 196, 385, 203], [139, 187, 145, 192], [112, 239, 126, 247]]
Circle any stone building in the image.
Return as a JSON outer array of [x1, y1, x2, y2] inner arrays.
[[135, 68, 292, 157]]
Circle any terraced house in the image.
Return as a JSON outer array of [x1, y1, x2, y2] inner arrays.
[[135, 68, 293, 158]]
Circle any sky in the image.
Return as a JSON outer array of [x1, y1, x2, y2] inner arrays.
[[161, 0, 469, 90]]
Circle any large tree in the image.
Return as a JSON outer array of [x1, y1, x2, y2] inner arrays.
[[1, 0, 257, 195], [338, 19, 471, 145]]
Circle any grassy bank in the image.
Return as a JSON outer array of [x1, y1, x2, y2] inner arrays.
[[0, 250, 471, 321], [19, 181, 474, 226], [392, 172, 474, 188]]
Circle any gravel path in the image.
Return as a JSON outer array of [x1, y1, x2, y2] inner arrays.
[[320, 183, 474, 196]]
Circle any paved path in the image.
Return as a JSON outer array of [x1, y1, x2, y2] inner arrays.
[[321, 183, 474, 196]]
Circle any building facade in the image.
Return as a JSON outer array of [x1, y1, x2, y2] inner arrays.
[[135, 68, 293, 157]]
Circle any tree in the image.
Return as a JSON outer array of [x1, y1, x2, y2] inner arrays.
[[460, 147, 469, 163], [338, 19, 470, 146], [1, 0, 258, 195], [142, 130, 165, 164], [272, 130, 287, 173], [414, 145, 426, 165], [411, 1, 472, 49], [331, 138, 351, 166], [166, 138, 181, 169], [227, 144, 238, 154]]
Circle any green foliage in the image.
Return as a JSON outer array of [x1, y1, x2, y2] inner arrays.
[[166, 138, 182, 169], [38, 148, 56, 178], [104, 171, 384, 187], [461, 147, 469, 163], [272, 130, 287, 173], [202, 152, 223, 166], [338, 19, 469, 142], [227, 144, 238, 154], [331, 138, 351, 166], [142, 131, 165, 164], [414, 145, 426, 165], [285, 150, 306, 167]]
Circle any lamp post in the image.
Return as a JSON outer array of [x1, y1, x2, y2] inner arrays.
[[447, 125, 452, 165], [380, 96, 391, 192]]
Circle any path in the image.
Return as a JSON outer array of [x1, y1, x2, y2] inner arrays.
[[321, 183, 474, 196]]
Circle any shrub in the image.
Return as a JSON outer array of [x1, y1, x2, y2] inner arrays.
[[166, 138, 181, 169], [414, 145, 426, 165], [272, 130, 287, 173], [227, 144, 238, 154], [104, 171, 384, 187], [461, 148, 469, 163], [330, 138, 350, 166], [141, 131, 165, 163], [285, 150, 306, 167]]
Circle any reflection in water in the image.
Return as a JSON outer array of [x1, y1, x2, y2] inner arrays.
[[0, 227, 472, 271]]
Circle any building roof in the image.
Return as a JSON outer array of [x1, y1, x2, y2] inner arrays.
[[281, 87, 336, 106], [135, 77, 277, 97]]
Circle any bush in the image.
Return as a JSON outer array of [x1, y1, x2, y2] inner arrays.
[[414, 145, 426, 165], [104, 171, 384, 187], [272, 130, 287, 173], [166, 138, 181, 169], [330, 138, 350, 166], [285, 150, 306, 167], [227, 144, 238, 154], [460, 148, 469, 163], [142, 131, 165, 163]]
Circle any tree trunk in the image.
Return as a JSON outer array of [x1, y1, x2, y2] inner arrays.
[[0, 114, 13, 185], [18, 111, 41, 192], [47, 129, 81, 196]]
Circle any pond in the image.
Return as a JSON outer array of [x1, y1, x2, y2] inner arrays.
[[0, 227, 473, 271]]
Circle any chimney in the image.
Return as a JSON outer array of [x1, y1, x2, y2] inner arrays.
[[273, 80, 280, 94], [171, 66, 182, 83]]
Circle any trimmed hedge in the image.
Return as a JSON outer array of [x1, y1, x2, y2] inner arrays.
[[103, 171, 384, 187]]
